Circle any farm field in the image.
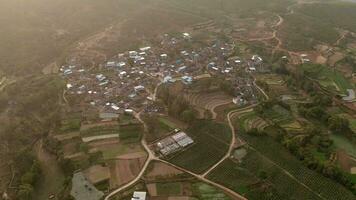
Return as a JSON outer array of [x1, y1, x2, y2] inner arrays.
[[330, 134, 356, 158], [109, 151, 147, 188], [235, 111, 268, 131], [143, 115, 181, 143], [302, 64, 354, 95], [236, 127, 356, 200], [208, 154, 319, 200], [144, 161, 186, 181], [184, 91, 232, 119], [168, 120, 231, 174]]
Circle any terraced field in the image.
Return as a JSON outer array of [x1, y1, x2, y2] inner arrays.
[[184, 92, 232, 119], [262, 105, 302, 131], [235, 111, 269, 131], [302, 64, 354, 95]]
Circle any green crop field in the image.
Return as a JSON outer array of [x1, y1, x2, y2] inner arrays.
[[158, 117, 177, 129], [192, 182, 231, 200], [302, 64, 353, 95], [80, 124, 120, 137], [59, 118, 81, 134], [262, 105, 294, 125], [237, 129, 355, 200], [331, 134, 356, 158], [208, 155, 321, 200], [156, 182, 182, 196], [168, 120, 231, 173]]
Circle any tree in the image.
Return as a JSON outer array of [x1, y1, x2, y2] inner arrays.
[[17, 184, 34, 200], [258, 170, 268, 180], [180, 109, 196, 124]]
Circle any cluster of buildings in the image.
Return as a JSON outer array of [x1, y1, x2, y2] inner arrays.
[[156, 130, 194, 156], [61, 32, 264, 122]]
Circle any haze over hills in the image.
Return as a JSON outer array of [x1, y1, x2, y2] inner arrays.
[[0, 0, 356, 200]]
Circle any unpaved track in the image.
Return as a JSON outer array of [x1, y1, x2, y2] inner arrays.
[[104, 109, 246, 200]]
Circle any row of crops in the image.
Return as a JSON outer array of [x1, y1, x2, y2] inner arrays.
[[168, 120, 231, 173], [208, 154, 322, 200], [238, 129, 355, 200]]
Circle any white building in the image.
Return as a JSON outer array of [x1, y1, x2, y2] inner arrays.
[[132, 191, 146, 200]]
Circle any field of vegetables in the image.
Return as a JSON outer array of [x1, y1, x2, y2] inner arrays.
[[237, 129, 355, 200], [168, 120, 231, 174], [208, 155, 321, 200]]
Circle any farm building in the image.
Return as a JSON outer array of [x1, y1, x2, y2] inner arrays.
[[172, 131, 194, 147], [70, 172, 104, 200], [342, 89, 355, 102], [132, 191, 146, 200]]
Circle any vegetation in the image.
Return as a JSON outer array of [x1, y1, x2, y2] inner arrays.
[[298, 2, 356, 33], [169, 120, 231, 173], [280, 13, 339, 51], [301, 63, 353, 95]]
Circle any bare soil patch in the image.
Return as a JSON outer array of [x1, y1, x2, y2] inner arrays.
[[145, 162, 183, 180], [83, 165, 110, 184], [109, 151, 146, 188]]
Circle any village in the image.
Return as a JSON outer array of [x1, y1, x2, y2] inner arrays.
[[56, 29, 356, 200], [60, 32, 264, 122], [57, 32, 268, 200]]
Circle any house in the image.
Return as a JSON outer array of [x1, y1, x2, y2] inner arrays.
[[129, 51, 138, 58], [96, 74, 106, 82], [116, 62, 126, 68], [177, 66, 187, 73], [139, 46, 151, 52], [160, 54, 168, 59], [181, 76, 193, 85], [134, 85, 145, 92], [183, 32, 191, 39], [132, 191, 146, 200], [106, 61, 116, 67], [163, 76, 174, 83]]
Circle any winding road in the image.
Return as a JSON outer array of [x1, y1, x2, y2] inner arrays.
[[104, 106, 248, 200]]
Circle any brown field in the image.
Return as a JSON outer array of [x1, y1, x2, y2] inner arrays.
[[328, 52, 345, 66], [147, 183, 158, 196], [80, 121, 119, 131], [83, 164, 110, 184], [62, 141, 80, 157], [337, 150, 356, 172], [53, 131, 80, 141], [145, 162, 183, 180], [88, 138, 120, 148], [109, 151, 147, 188]]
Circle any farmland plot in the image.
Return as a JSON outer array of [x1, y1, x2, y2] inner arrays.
[[168, 120, 231, 174]]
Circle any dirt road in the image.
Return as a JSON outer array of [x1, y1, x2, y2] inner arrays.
[[34, 140, 65, 200]]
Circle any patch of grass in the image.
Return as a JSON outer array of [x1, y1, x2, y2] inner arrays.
[[119, 124, 143, 143], [192, 182, 231, 200], [330, 134, 356, 157], [59, 118, 81, 133], [158, 117, 177, 129], [280, 13, 339, 51], [156, 182, 182, 196], [298, 2, 356, 33]]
